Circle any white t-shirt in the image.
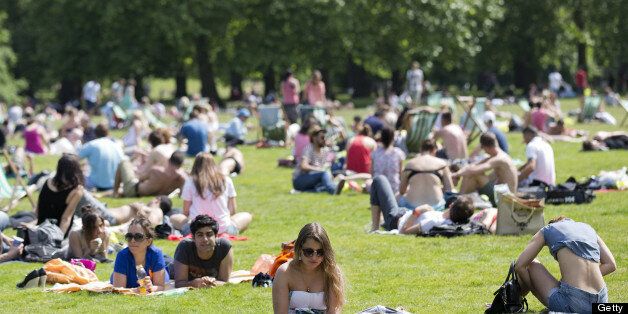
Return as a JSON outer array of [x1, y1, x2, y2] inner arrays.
[[406, 69, 424, 92], [548, 72, 562, 91], [525, 136, 556, 185], [398, 210, 451, 235], [83, 81, 101, 102], [181, 176, 237, 233]]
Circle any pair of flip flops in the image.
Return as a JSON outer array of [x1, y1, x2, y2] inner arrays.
[[16, 268, 47, 289]]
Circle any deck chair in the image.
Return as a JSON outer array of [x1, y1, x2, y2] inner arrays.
[[620, 100, 628, 127], [518, 99, 530, 112], [441, 97, 456, 113], [404, 107, 439, 154], [142, 107, 166, 129], [0, 150, 36, 212], [258, 104, 285, 141], [427, 92, 442, 108], [298, 105, 327, 126], [580, 96, 601, 122], [459, 97, 488, 144]]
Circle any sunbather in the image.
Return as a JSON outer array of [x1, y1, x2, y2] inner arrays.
[[219, 147, 245, 176], [112, 151, 186, 198]]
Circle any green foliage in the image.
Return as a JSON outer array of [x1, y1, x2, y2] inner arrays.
[[0, 12, 24, 104]]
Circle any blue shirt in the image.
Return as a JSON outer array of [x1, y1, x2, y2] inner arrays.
[[364, 116, 384, 135], [78, 137, 124, 189], [180, 119, 208, 156], [542, 219, 600, 262], [225, 117, 247, 141], [112, 245, 168, 288], [488, 126, 509, 154]]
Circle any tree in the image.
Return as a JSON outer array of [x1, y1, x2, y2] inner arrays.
[[0, 12, 24, 103]]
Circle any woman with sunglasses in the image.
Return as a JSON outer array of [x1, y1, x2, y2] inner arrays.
[[272, 223, 344, 314], [111, 217, 167, 293]]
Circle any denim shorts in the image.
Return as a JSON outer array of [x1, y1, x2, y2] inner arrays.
[[548, 281, 608, 314]]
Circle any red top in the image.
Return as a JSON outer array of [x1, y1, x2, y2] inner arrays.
[[346, 135, 372, 174], [575, 69, 588, 88]]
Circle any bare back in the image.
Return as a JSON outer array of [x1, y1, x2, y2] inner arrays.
[[436, 124, 468, 160], [403, 155, 451, 206], [487, 151, 518, 192], [556, 248, 605, 293], [139, 166, 186, 196]]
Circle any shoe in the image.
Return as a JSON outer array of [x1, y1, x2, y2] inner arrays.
[[335, 179, 346, 195], [38, 268, 47, 287], [16, 269, 41, 289]]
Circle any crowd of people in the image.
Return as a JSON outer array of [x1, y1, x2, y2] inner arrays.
[[0, 65, 622, 313]]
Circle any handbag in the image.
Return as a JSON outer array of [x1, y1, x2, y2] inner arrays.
[[496, 190, 544, 235], [485, 262, 528, 313]]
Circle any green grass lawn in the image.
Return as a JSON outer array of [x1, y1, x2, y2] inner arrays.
[[0, 99, 626, 313]]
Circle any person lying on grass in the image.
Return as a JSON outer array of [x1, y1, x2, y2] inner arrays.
[[112, 151, 186, 198], [67, 205, 110, 262], [515, 216, 616, 313], [111, 217, 167, 292], [273, 222, 344, 314], [172, 215, 233, 288]]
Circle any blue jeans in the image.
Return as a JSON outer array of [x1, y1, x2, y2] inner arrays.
[[0, 211, 9, 232], [293, 171, 336, 194], [548, 281, 608, 314], [370, 176, 407, 230]]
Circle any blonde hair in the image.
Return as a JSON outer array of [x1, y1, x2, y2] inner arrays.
[[292, 222, 344, 310], [191, 153, 225, 199]]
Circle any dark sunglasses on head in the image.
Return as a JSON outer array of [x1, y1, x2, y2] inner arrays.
[[125, 232, 147, 242], [302, 248, 324, 258]]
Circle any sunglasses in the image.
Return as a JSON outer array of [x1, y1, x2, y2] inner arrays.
[[302, 248, 324, 258], [125, 233, 148, 242]]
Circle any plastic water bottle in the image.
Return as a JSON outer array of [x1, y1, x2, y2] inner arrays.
[[136, 265, 150, 295]]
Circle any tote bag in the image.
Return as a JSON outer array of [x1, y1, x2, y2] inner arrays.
[[496, 187, 544, 235]]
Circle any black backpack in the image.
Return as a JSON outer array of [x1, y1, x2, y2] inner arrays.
[[485, 262, 528, 313], [424, 221, 488, 238]]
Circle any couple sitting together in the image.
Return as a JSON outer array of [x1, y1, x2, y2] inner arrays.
[[111, 214, 233, 292], [369, 134, 516, 235]]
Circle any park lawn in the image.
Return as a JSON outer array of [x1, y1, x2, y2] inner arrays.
[[0, 99, 626, 313]]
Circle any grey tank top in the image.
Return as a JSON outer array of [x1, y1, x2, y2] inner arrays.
[[542, 219, 600, 262]]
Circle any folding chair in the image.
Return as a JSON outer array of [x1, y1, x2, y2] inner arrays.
[[459, 97, 488, 144], [0, 150, 36, 212], [620, 100, 628, 127], [580, 96, 601, 122], [258, 104, 286, 141], [427, 92, 442, 108], [403, 107, 439, 154], [298, 105, 327, 127]]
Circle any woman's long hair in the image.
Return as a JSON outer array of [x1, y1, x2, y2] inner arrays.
[[52, 154, 84, 190], [80, 205, 103, 241], [292, 222, 345, 310], [191, 153, 225, 199]]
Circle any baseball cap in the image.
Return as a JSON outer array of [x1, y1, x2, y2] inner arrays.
[[237, 108, 251, 118]]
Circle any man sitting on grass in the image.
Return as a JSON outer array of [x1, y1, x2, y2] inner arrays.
[[172, 215, 233, 288], [112, 151, 187, 198], [452, 132, 517, 205]]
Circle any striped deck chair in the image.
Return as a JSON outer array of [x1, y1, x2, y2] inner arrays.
[[619, 100, 628, 127], [459, 98, 488, 144], [258, 104, 285, 141], [518, 99, 530, 112], [404, 107, 439, 154], [0, 155, 35, 212], [427, 92, 442, 108], [580, 96, 601, 122], [441, 96, 456, 113], [298, 105, 327, 127]]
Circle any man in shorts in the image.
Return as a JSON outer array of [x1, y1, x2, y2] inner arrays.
[[113, 151, 187, 198], [452, 132, 518, 205]]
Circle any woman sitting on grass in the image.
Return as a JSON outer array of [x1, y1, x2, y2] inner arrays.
[[171, 153, 252, 235], [515, 216, 616, 313], [272, 222, 344, 314], [111, 217, 167, 292], [67, 205, 110, 262]]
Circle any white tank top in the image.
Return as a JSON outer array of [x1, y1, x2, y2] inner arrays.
[[289, 291, 326, 313]]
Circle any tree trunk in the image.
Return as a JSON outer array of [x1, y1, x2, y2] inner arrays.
[[391, 69, 403, 96], [135, 76, 145, 100], [58, 77, 82, 105], [195, 34, 223, 107], [229, 71, 242, 100], [263, 65, 275, 96], [573, 2, 587, 69], [346, 57, 371, 98], [175, 64, 187, 98]]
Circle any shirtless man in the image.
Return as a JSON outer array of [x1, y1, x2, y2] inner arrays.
[[219, 147, 245, 176], [113, 151, 187, 198], [434, 112, 468, 160], [400, 139, 453, 209], [452, 132, 517, 205], [135, 128, 175, 178]]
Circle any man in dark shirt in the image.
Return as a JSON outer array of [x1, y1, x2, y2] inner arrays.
[[173, 215, 233, 288]]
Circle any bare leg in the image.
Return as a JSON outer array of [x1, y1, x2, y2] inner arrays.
[[169, 214, 189, 231], [106, 205, 135, 225], [112, 165, 122, 197], [219, 158, 236, 176], [459, 173, 489, 194], [231, 212, 252, 233], [516, 259, 559, 306]]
